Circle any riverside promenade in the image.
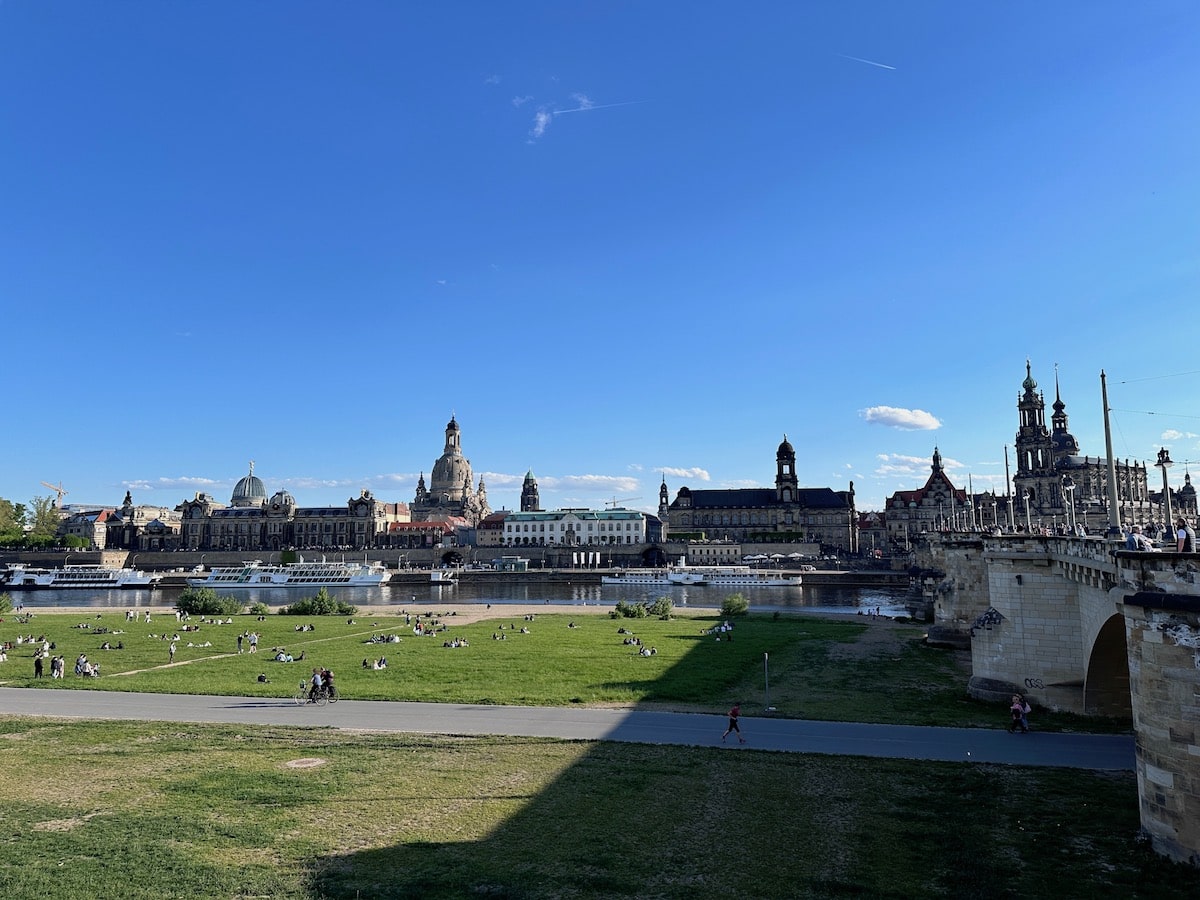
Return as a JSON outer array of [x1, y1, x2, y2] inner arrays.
[[0, 687, 1133, 771]]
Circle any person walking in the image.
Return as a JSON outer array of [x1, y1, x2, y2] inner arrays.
[[34, 655, 43, 678], [237, 633, 244, 654], [1008, 694, 1030, 733], [169, 641, 176, 663], [722, 702, 746, 744]]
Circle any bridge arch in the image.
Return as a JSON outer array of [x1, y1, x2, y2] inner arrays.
[[1083, 614, 1132, 719]]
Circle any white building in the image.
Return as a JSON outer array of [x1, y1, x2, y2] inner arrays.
[[503, 508, 646, 547]]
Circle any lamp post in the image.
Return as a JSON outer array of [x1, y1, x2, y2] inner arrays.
[[1022, 490, 1032, 532], [1062, 476, 1076, 533], [1156, 447, 1174, 536]]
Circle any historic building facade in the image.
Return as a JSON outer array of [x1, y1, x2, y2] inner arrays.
[[502, 508, 647, 546], [884, 448, 969, 547], [177, 463, 406, 551], [411, 416, 491, 527], [662, 437, 858, 553], [1011, 362, 1149, 531]]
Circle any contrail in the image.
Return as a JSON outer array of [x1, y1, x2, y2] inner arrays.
[[553, 100, 648, 115], [838, 54, 896, 71]]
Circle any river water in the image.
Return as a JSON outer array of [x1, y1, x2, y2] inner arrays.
[[7, 580, 913, 617]]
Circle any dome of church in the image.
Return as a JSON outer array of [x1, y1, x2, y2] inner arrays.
[[777, 435, 795, 456], [232, 465, 267, 508]]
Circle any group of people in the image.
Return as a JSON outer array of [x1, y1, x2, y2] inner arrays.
[[307, 667, 336, 701], [33, 654, 67, 678], [1125, 517, 1196, 552], [363, 656, 388, 669]]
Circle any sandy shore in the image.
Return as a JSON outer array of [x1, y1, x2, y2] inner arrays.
[[9, 603, 876, 625]]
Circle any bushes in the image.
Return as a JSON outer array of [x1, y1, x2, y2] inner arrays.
[[720, 593, 750, 617], [248, 602, 271, 617], [280, 587, 357, 617], [176, 587, 245, 617], [648, 596, 674, 620], [612, 599, 648, 619], [0, 592, 12, 614]]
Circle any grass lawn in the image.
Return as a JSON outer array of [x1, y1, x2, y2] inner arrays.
[[0, 718, 1193, 900], [0, 608, 1122, 731]]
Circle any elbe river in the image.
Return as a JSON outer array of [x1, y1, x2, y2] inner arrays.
[[9, 580, 913, 617]]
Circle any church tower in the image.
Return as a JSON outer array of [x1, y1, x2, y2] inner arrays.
[[1015, 361, 1053, 476], [520, 470, 540, 512], [775, 435, 799, 503]]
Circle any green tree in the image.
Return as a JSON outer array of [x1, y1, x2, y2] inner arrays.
[[0, 593, 13, 614], [28, 495, 61, 541]]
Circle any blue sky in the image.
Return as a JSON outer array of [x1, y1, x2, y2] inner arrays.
[[2, 2, 1198, 517]]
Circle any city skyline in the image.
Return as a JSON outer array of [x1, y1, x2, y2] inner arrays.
[[3, 4, 1197, 516]]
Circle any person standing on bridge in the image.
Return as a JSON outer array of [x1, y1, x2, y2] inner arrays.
[[1176, 517, 1195, 553]]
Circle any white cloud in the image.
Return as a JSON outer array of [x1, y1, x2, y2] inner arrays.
[[861, 406, 941, 430], [484, 74, 501, 85], [661, 466, 710, 481], [539, 474, 640, 493], [873, 452, 963, 479], [511, 95, 533, 107], [1161, 429, 1197, 441], [530, 108, 552, 139], [570, 92, 594, 110], [123, 476, 222, 492]]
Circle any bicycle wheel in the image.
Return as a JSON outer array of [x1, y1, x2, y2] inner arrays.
[[293, 683, 309, 706], [314, 689, 328, 707], [326, 687, 338, 703]]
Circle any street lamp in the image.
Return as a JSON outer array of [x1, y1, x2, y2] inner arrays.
[[1156, 447, 1174, 536], [1062, 476, 1076, 533], [1022, 490, 1032, 532]]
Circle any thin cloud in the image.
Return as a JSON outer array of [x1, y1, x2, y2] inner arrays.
[[483, 74, 501, 85], [511, 95, 533, 107], [661, 466, 710, 481], [838, 53, 896, 71], [861, 406, 941, 430], [538, 474, 640, 493], [527, 96, 647, 141], [123, 476, 222, 492], [1161, 429, 1197, 441]]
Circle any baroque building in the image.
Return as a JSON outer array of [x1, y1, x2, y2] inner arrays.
[[662, 436, 858, 553], [884, 448, 968, 546], [1012, 362, 1149, 531], [411, 416, 491, 527], [177, 462, 405, 551]]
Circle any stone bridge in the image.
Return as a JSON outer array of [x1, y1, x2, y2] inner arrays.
[[920, 533, 1200, 866]]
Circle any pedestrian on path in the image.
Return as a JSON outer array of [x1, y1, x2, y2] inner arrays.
[[1008, 694, 1030, 733], [722, 702, 746, 744]]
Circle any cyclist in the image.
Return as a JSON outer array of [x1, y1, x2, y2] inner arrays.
[[307, 667, 324, 703], [322, 668, 336, 700]]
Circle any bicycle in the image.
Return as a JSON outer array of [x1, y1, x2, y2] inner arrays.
[[293, 681, 329, 707]]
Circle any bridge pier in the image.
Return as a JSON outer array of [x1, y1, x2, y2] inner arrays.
[[1121, 592, 1200, 867]]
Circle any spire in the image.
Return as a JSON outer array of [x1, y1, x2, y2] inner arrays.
[[932, 447, 944, 473]]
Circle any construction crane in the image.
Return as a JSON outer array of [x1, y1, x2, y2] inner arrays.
[[40, 481, 69, 507], [605, 496, 641, 509]]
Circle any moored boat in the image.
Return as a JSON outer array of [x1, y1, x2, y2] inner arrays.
[[186, 557, 388, 589], [1, 564, 162, 589]]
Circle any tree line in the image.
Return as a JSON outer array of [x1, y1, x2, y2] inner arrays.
[[0, 495, 67, 548]]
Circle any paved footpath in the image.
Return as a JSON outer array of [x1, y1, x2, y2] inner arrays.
[[0, 688, 1134, 771]]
